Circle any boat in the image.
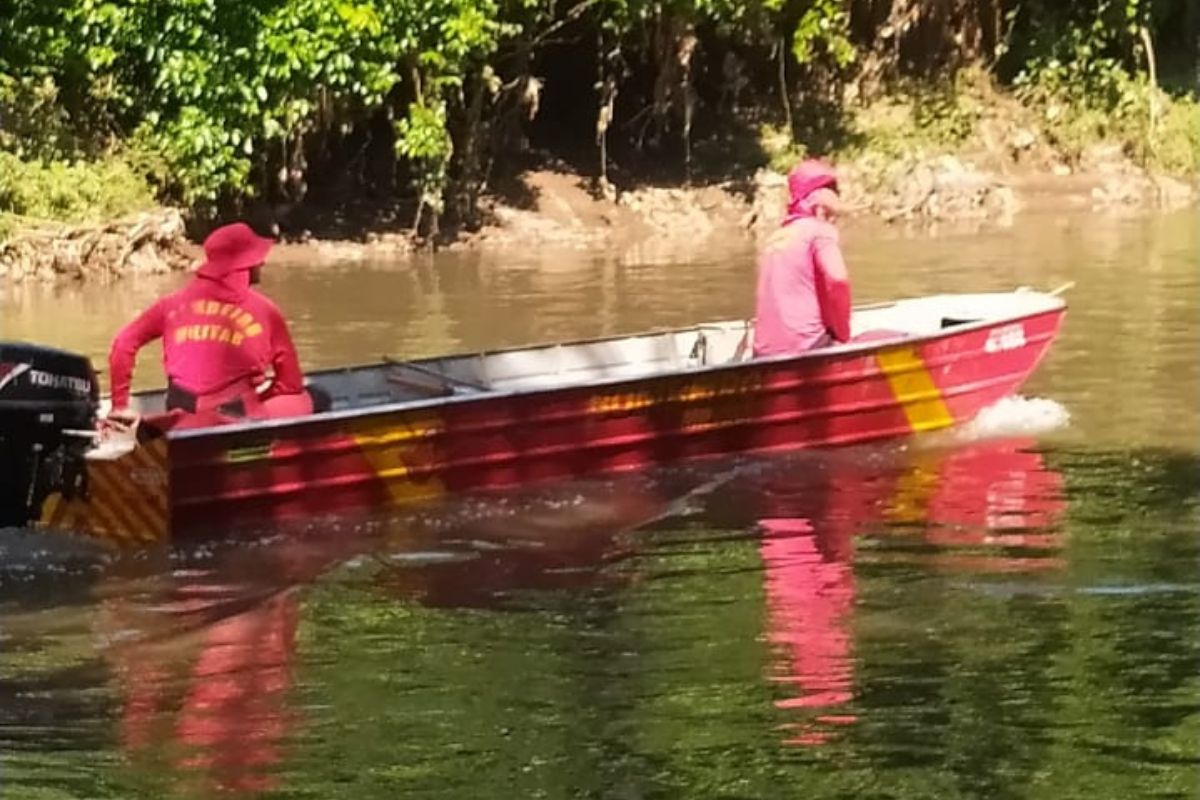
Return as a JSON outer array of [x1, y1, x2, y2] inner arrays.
[[0, 288, 1067, 543]]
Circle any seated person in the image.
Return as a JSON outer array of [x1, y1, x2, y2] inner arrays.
[[108, 222, 317, 428], [753, 160, 852, 356]]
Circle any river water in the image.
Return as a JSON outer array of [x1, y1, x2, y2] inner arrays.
[[0, 209, 1196, 798]]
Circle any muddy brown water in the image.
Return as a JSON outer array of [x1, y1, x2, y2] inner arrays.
[[0, 209, 1196, 798]]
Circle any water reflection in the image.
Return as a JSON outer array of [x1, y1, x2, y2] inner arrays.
[[98, 546, 314, 794], [733, 438, 1066, 747], [755, 457, 877, 747], [112, 592, 298, 794], [87, 476, 673, 793], [888, 441, 1067, 571], [368, 479, 670, 608], [10, 435, 1191, 799]]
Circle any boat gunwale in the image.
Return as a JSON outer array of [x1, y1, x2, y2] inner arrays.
[[163, 291, 1067, 443]]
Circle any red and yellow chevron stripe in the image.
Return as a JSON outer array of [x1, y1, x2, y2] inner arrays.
[[39, 438, 170, 544]]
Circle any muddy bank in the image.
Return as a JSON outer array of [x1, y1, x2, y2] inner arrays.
[[0, 210, 195, 283], [292, 157, 1197, 266], [461, 162, 1196, 257], [2, 159, 1196, 282]]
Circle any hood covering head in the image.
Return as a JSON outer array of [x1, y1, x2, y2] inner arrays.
[[785, 159, 839, 221], [196, 222, 274, 297]]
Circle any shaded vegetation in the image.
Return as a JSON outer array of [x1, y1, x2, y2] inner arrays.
[[0, 0, 1195, 234]]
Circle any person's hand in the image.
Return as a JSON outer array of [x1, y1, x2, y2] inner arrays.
[[103, 407, 140, 436]]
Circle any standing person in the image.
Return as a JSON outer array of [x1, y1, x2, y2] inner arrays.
[[108, 222, 313, 427], [753, 160, 852, 357]]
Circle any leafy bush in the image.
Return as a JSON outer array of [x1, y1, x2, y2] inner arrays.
[[1017, 55, 1199, 175], [0, 151, 155, 226], [1151, 95, 1200, 175], [759, 123, 806, 174]]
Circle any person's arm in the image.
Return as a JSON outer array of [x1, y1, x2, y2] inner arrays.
[[108, 301, 167, 410], [262, 308, 305, 399], [813, 235, 852, 342]]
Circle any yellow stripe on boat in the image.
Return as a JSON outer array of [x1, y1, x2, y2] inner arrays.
[[875, 346, 955, 432], [350, 413, 446, 505]]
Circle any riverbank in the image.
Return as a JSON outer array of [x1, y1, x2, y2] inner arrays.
[[0, 210, 195, 283], [275, 152, 1199, 267], [1, 80, 1197, 282], [3, 158, 1194, 282], [2, 153, 1200, 284]]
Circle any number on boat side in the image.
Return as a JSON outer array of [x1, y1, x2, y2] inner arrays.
[[984, 324, 1026, 353]]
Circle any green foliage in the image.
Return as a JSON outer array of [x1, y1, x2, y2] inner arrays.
[[0, 74, 73, 159], [843, 74, 988, 163], [1014, 9, 1200, 176], [1153, 96, 1200, 175], [912, 87, 982, 147], [790, 0, 854, 68], [83, 0, 410, 205], [395, 100, 454, 212], [0, 0, 509, 209], [1014, 27, 1139, 114], [0, 0, 1195, 229], [133, 109, 255, 207], [0, 151, 155, 224]]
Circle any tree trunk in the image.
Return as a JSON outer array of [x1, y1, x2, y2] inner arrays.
[[596, 32, 619, 196], [678, 26, 697, 184], [456, 67, 487, 227], [777, 36, 795, 142]]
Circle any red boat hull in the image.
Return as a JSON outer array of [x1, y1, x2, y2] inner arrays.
[[40, 306, 1065, 542]]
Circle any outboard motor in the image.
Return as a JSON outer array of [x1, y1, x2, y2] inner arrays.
[[0, 342, 99, 527]]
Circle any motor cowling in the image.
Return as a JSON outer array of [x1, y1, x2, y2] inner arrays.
[[0, 342, 99, 528]]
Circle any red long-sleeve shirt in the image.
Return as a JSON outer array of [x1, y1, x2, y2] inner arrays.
[[108, 276, 303, 409]]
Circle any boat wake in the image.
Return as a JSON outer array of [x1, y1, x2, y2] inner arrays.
[[952, 395, 1071, 442]]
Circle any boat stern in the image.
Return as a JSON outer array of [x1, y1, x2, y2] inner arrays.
[[37, 435, 171, 545]]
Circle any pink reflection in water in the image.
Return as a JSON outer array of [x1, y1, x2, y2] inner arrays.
[[757, 455, 888, 747], [110, 585, 302, 794], [901, 439, 1068, 572], [105, 476, 672, 794], [173, 595, 299, 793], [760, 518, 857, 746], [758, 438, 1066, 747]]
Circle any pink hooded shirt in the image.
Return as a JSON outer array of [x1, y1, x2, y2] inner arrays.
[[752, 160, 852, 357]]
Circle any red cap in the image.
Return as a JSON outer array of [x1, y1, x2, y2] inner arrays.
[[196, 223, 274, 279]]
